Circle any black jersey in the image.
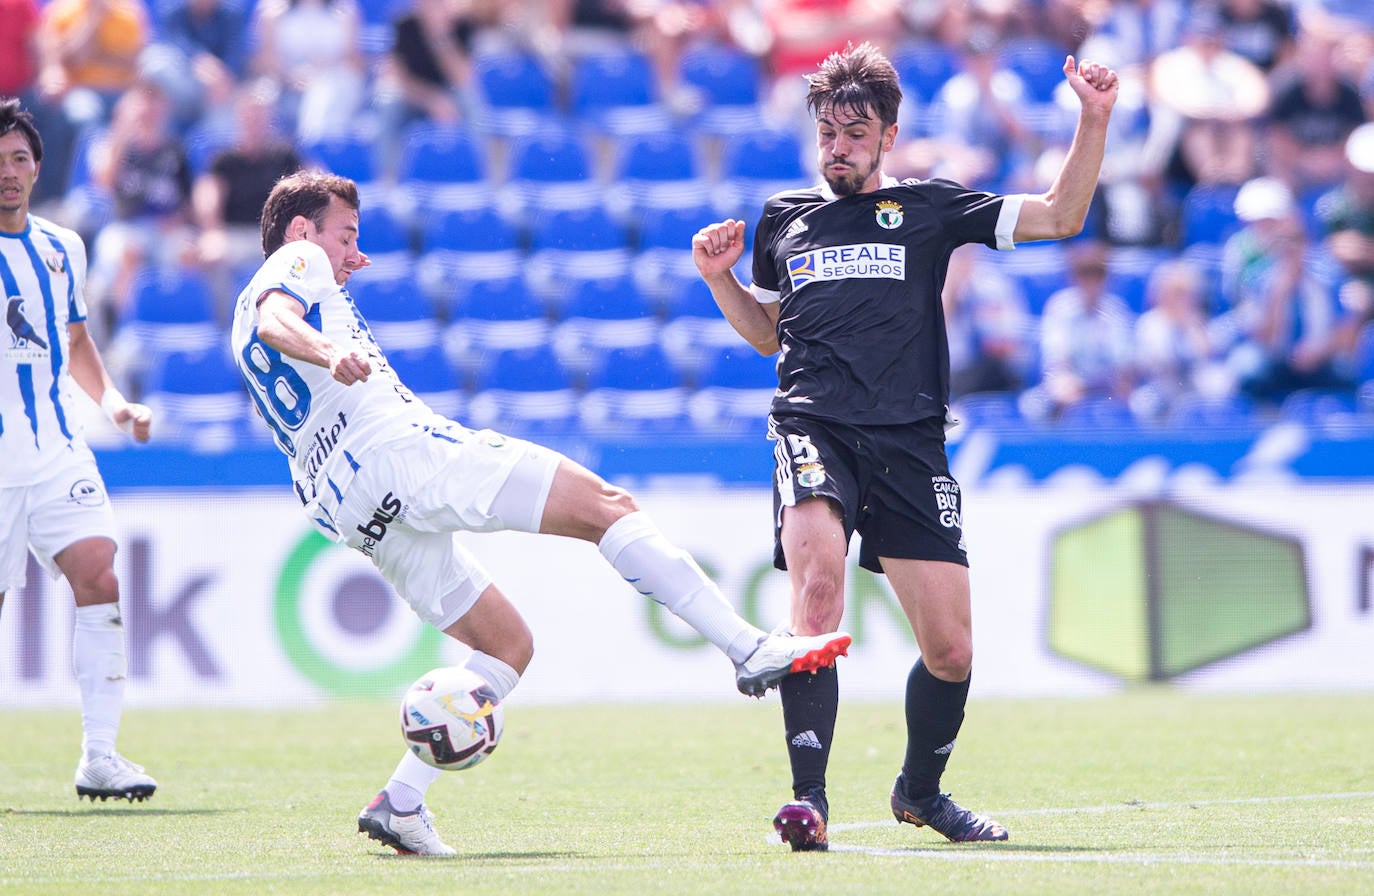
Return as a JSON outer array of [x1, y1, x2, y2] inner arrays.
[[751, 177, 1015, 425]]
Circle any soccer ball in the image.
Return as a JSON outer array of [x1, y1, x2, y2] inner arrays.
[[400, 666, 504, 771]]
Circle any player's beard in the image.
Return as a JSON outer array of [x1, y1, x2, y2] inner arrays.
[[822, 153, 883, 197]]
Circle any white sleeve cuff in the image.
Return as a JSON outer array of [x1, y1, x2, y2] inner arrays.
[[995, 194, 1029, 250], [750, 284, 781, 305]]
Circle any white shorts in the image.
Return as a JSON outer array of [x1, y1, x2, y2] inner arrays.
[[318, 422, 561, 630], [0, 445, 116, 593]]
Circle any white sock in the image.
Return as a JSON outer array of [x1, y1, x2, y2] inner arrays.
[[73, 602, 127, 761], [463, 651, 520, 701], [386, 751, 443, 812], [598, 512, 764, 663], [385, 653, 520, 812]]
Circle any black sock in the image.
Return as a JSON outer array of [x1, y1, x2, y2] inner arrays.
[[900, 657, 970, 800], [780, 663, 838, 814]]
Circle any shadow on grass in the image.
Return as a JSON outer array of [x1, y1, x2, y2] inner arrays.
[[5, 807, 238, 818], [834, 842, 1107, 854], [372, 851, 577, 861]]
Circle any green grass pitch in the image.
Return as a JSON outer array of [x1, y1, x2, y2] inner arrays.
[[2, 691, 1372, 895]]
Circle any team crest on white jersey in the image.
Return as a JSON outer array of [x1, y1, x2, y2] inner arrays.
[[875, 200, 903, 229], [786, 243, 906, 291], [43, 253, 66, 274]]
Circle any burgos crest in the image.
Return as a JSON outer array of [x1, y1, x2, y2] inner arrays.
[[875, 200, 903, 230]]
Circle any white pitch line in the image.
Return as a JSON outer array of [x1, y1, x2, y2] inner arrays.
[[828, 789, 1374, 832], [774, 790, 1374, 866]]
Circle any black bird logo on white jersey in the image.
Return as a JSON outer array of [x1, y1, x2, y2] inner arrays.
[[7, 297, 48, 350]]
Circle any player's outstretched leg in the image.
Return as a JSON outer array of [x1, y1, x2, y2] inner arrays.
[[773, 786, 829, 852], [357, 790, 457, 856], [735, 632, 851, 697], [74, 753, 157, 802], [889, 776, 1008, 842]]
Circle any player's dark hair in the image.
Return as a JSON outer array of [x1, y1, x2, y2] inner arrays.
[[260, 169, 359, 256], [805, 42, 903, 130], [0, 96, 44, 163]]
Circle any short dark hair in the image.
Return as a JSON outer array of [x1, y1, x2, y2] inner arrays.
[[260, 169, 359, 256], [0, 96, 44, 162], [805, 42, 903, 130]]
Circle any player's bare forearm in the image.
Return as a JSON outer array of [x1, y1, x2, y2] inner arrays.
[[65, 320, 116, 405], [257, 291, 371, 384], [705, 273, 781, 355], [1014, 58, 1118, 243]]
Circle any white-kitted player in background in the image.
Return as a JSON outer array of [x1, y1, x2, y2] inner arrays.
[[0, 96, 157, 803]]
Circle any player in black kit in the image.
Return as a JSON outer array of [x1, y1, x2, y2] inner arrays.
[[692, 42, 1119, 849]]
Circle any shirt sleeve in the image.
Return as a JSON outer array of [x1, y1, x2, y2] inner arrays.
[[261, 241, 334, 312]]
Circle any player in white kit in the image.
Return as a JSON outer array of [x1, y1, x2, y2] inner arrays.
[[230, 169, 852, 855], [0, 98, 158, 801]]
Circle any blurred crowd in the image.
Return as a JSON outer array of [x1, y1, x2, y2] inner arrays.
[[4, 0, 1374, 435]]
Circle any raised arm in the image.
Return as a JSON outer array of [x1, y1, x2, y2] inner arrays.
[[1013, 57, 1119, 243], [256, 290, 372, 385], [692, 218, 781, 355]]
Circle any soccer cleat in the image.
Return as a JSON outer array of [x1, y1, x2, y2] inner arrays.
[[890, 778, 1009, 842], [357, 790, 456, 856], [773, 789, 829, 852], [735, 631, 851, 697], [74, 753, 157, 802]]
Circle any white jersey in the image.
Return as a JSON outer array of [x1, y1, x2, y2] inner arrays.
[[0, 214, 92, 487], [230, 239, 434, 511]]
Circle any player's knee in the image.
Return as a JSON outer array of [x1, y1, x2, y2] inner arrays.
[[504, 631, 534, 676], [71, 567, 120, 607], [924, 642, 973, 681], [793, 571, 845, 633]]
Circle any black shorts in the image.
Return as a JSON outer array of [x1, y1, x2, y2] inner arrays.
[[768, 414, 968, 573]]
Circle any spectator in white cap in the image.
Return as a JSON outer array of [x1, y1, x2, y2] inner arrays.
[[1218, 175, 1352, 403]]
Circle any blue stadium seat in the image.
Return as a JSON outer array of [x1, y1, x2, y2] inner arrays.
[[525, 205, 633, 298], [501, 126, 600, 214], [632, 203, 716, 301], [468, 343, 579, 433], [718, 129, 808, 216], [446, 276, 552, 378], [417, 205, 523, 303], [349, 275, 438, 351], [579, 342, 691, 433], [678, 42, 765, 136], [687, 344, 777, 432], [397, 125, 492, 214], [140, 346, 250, 450], [358, 205, 415, 280], [891, 39, 960, 103], [1180, 183, 1243, 248], [117, 265, 219, 360], [552, 274, 658, 382], [385, 341, 465, 420], [993, 244, 1071, 315], [661, 276, 722, 319], [300, 131, 378, 187], [569, 46, 671, 136], [999, 37, 1071, 104], [612, 131, 709, 214], [472, 49, 559, 138], [1107, 246, 1171, 314]]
